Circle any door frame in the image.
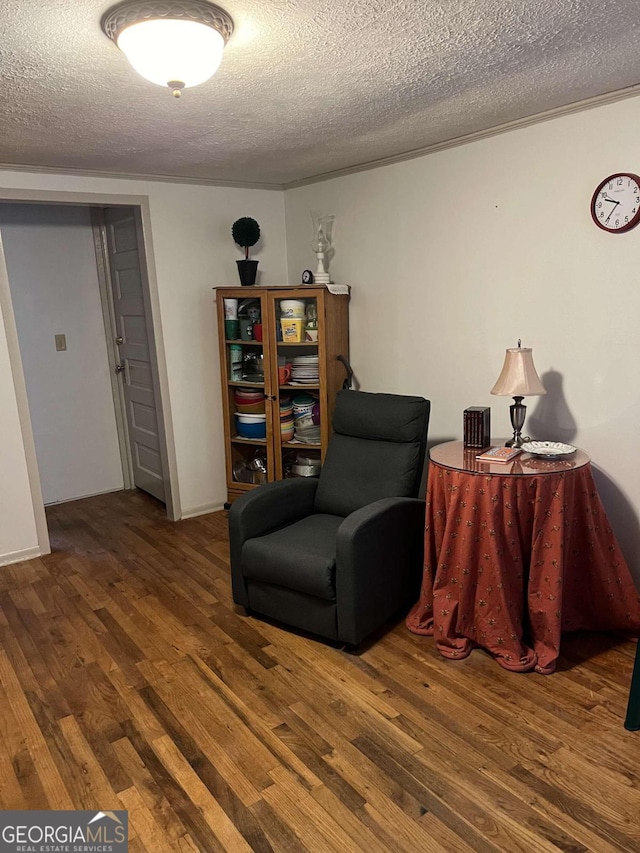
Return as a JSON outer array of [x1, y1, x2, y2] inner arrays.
[[0, 189, 181, 554]]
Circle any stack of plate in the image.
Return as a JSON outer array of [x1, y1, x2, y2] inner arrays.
[[291, 355, 319, 384], [292, 392, 321, 443], [280, 394, 294, 442]]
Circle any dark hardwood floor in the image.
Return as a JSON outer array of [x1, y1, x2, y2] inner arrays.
[[0, 489, 638, 852]]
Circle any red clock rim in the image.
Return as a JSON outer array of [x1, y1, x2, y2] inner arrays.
[[590, 172, 640, 233]]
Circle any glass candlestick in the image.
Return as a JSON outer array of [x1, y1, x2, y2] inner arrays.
[[310, 211, 334, 284]]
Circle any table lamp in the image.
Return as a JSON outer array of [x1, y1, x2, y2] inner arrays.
[[490, 340, 546, 447]]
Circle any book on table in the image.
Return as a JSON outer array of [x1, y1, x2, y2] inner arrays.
[[475, 445, 522, 463]]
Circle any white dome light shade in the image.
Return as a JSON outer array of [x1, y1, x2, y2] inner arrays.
[[117, 18, 224, 89], [102, 1, 234, 96]]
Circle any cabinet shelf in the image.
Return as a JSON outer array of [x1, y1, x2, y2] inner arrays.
[[216, 285, 350, 504], [282, 440, 322, 449], [281, 384, 320, 390]]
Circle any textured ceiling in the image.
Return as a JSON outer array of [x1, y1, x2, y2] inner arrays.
[[1, 0, 640, 187]]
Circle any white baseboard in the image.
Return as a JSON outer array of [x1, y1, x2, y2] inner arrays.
[[44, 486, 124, 506], [0, 545, 43, 567], [180, 501, 226, 519]]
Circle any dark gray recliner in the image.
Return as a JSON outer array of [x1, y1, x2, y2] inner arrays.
[[229, 390, 430, 646]]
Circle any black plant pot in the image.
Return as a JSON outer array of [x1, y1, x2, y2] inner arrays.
[[236, 259, 258, 286]]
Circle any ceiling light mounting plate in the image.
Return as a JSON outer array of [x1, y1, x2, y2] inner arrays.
[[101, 0, 234, 45]]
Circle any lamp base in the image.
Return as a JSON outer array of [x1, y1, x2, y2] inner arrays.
[[505, 435, 532, 448], [506, 396, 527, 447]]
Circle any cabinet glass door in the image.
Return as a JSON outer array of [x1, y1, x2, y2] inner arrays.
[[221, 291, 274, 490], [269, 290, 323, 480]]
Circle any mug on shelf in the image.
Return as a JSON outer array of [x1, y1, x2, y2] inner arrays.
[[239, 319, 254, 341], [278, 364, 292, 384], [253, 323, 263, 342]]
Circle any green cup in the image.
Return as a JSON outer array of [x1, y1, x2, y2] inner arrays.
[[225, 319, 240, 340]]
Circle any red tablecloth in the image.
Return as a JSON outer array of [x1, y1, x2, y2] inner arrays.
[[406, 460, 640, 673]]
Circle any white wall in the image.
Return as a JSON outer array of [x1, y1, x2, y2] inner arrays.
[[0, 203, 123, 503], [285, 95, 640, 582], [0, 284, 39, 564], [5, 96, 640, 580], [0, 171, 287, 563]]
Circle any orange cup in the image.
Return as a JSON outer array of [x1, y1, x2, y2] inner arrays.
[[278, 365, 291, 384]]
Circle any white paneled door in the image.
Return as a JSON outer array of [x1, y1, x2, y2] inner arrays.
[[104, 208, 166, 503]]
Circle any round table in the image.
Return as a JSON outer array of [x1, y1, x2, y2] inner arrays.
[[406, 441, 640, 673]]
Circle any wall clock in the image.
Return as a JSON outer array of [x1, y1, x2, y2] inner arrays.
[[591, 173, 640, 233]]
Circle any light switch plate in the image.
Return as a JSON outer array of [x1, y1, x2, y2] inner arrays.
[[55, 334, 67, 351]]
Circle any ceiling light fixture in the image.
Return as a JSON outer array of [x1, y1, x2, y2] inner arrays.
[[102, 0, 234, 98]]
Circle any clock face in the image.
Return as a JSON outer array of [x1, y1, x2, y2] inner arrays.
[[591, 173, 640, 233], [302, 269, 314, 284]]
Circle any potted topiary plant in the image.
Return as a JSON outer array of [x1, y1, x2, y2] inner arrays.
[[232, 217, 261, 286]]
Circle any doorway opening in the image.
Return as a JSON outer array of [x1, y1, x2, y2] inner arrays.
[[0, 191, 179, 562]]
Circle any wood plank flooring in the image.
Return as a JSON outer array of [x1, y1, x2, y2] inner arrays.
[[0, 489, 638, 852]]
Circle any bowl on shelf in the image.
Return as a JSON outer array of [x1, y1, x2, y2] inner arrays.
[[280, 414, 295, 441], [235, 416, 266, 438], [234, 387, 264, 398], [235, 401, 265, 414], [236, 412, 267, 423], [294, 412, 315, 432]]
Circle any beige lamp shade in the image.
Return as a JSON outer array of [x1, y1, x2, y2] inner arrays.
[[490, 345, 546, 397]]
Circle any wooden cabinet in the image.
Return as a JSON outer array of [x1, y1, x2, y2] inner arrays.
[[215, 285, 350, 505]]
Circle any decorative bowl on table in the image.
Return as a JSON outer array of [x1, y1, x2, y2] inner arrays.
[[521, 440, 577, 458]]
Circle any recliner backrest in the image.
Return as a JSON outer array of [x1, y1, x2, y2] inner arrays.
[[313, 390, 430, 517]]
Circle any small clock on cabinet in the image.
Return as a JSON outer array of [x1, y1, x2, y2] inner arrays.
[[591, 173, 640, 233]]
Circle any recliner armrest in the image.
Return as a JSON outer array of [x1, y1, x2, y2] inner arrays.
[[335, 496, 425, 644], [336, 496, 425, 549], [229, 478, 319, 594], [229, 478, 320, 608]]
